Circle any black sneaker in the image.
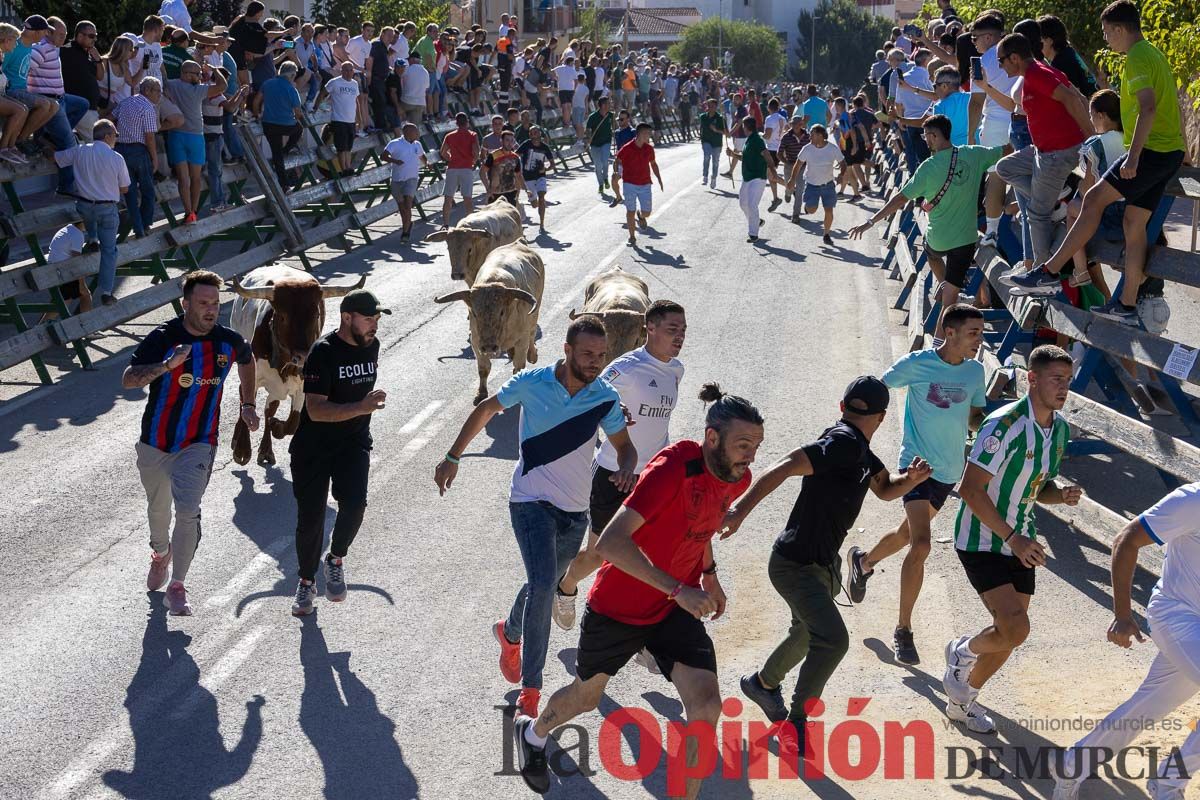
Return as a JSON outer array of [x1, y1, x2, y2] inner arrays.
[[768, 198, 782, 211], [740, 672, 787, 722], [514, 716, 550, 794], [845, 546, 872, 603], [893, 627, 920, 665], [822, 233, 833, 245]]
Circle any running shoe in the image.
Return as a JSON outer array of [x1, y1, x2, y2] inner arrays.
[[184, 212, 198, 224], [1052, 777, 1080, 800], [978, 231, 998, 250], [1149, 778, 1186, 799], [163, 581, 193, 616], [633, 647, 661, 675], [551, 586, 576, 630], [893, 627, 920, 665], [513, 715, 550, 794], [740, 672, 788, 723], [493, 620, 522, 684], [292, 580, 316, 616], [1005, 265, 1062, 296], [769, 198, 782, 212], [517, 687, 540, 719], [747, 235, 758, 243], [1091, 298, 1143, 327], [147, 547, 172, 592], [709, 178, 716, 189], [701, 175, 708, 184], [784, 191, 792, 203], [823, 233, 833, 246], [943, 635, 977, 705], [324, 554, 347, 602], [945, 695, 995, 734], [845, 546, 872, 603]]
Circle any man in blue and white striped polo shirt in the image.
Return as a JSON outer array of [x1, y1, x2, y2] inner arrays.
[[435, 315, 638, 720]]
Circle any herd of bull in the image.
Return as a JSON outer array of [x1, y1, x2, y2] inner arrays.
[[220, 199, 654, 464]]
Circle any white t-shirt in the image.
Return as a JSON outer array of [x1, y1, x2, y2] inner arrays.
[[49, 225, 85, 263], [133, 37, 164, 81], [1141, 482, 1200, 616], [593, 66, 606, 93], [895, 65, 932, 118], [346, 35, 371, 68], [798, 141, 845, 184], [763, 112, 787, 151], [1080, 129, 1126, 178], [401, 63, 430, 105], [385, 137, 424, 181], [562, 47, 576, 63], [895, 34, 913, 56], [553, 64, 578, 90], [499, 23, 510, 38], [573, 83, 589, 107], [159, 0, 191, 32], [971, 45, 1019, 129], [325, 76, 360, 123], [391, 36, 410, 63], [595, 347, 685, 473]]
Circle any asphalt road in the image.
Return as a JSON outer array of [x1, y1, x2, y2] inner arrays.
[[0, 141, 1186, 800]]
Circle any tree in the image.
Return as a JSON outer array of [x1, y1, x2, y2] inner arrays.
[[794, 0, 894, 88], [576, 6, 614, 50], [668, 18, 785, 84], [308, 0, 448, 31]]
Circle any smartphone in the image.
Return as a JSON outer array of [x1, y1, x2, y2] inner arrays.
[[971, 56, 983, 81], [143, 52, 151, 69], [903, 24, 921, 38], [281, 39, 295, 49]]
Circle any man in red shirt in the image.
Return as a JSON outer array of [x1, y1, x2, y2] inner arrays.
[[512, 383, 765, 797], [614, 122, 664, 247], [988, 32, 1093, 270], [438, 111, 481, 225]]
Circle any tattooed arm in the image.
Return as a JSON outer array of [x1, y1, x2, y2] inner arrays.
[[122, 344, 191, 389]]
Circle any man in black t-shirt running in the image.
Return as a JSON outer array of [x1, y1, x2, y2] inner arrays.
[[289, 289, 390, 617], [517, 126, 556, 231], [720, 377, 930, 739]]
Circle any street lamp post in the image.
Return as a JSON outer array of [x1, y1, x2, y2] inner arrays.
[[809, 11, 821, 84]]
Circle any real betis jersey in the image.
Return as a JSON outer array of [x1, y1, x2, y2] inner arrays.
[[954, 395, 1070, 555]]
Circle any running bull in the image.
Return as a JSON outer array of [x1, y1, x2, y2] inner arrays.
[[569, 266, 650, 364], [433, 242, 544, 405], [229, 265, 365, 465], [423, 199, 523, 284]]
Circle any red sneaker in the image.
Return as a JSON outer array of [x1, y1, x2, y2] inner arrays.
[[163, 581, 193, 616], [493, 620, 521, 684], [184, 212, 198, 224], [517, 688, 540, 719], [147, 547, 172, 592]]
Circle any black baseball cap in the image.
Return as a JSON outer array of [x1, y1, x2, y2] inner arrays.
[[24, 15, 49, 31], [341, 289, 391, 316], [843, 376, 890, 415]]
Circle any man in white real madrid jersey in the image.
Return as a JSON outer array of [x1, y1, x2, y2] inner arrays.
[[1054, 481, 1200, 800], [553, 299, 687, 629]]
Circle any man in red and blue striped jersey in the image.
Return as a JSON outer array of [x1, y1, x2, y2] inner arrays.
[[123, 270, 258, 616]]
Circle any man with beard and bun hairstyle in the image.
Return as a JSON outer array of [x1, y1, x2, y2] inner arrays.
[[435, 316, 638, 721], [513, 384, 764, 797], [721, 377, 931, 744], [289, 289, 390, 617], [123, 271, 258, 616], [553, 300, 688, 630]]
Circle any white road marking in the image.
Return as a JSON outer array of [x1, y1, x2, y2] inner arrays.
[[168, 625, 270, 720], [399, 400, 444, 434], [204, 535, 291, 608]]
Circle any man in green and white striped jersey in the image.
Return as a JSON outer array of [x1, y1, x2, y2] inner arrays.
[[943, 345, 1084, 735]]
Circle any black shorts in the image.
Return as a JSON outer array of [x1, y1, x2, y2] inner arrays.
[[331, 120, 355, 153], [58, 277, 83, 300], [957, 548, 1035, 596], [844, 147, 867, 166], [589, 465, 630, 533], [1103, 148, 1186, 212], [925, 241, 976, 289], [575, 604, 718, 682], [902, 477, 956, 510], [494, 190, 519, 205], [558, 89, 574, 105]]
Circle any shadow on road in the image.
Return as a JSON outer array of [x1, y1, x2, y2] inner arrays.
[[475, 404, 520, 461], [103, 597, 264, 799], [299, 617, 420, 799], [231, 466, 296, 551], [634, 247, 688, 269]]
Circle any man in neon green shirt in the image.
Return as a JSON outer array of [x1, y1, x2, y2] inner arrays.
[[849, 114, 1003, 339], [1005, 0, 1186, 328]]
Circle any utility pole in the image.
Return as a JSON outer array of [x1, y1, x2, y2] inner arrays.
[[623, 0, 629, 55], [809, 10, 820, 84], [717, 0, 722, 69]]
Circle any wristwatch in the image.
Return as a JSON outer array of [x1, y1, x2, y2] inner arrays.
[[701, 562, 718, 575]]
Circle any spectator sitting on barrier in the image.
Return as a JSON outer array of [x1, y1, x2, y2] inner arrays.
[[61, 21, 102, 142], [381, 121, 425, 241], [166, 59, 226, 223], [54, 118, 128, 306], [259, 60, 304, 191], [17, 15, 84, 195], [325, 60, 359, 176], [114, 76, 162, 239], [1062, 88, 1124, 300], [0, 23, 31, 165]]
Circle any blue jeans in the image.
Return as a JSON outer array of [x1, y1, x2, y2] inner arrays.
[[77, 200, 119, 296], [116, 142, 156, 236], [205, 135, 225, 207], [41, 92, 89, 191], [432, 74, 447, 116], [222, 110, 245, 159], [901, 124, 930, 173], [1008, 117, 1034, 262], [503, 501, 589, 690], [701, 141, 720, 180], [590, 142, 610, 188]]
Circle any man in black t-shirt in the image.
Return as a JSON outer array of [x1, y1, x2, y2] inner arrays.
[[289, 289, 390, 616], [719, 377, 930, 737], [366, 28, 396, 132], [517, 126, 556, 231]]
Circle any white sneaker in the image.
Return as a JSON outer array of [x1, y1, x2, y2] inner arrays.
[[551, 587, 577, 630], [633, 647, 661, 675], [979, 231, 998, 250], [1148, 778, 1186, 799], [946, 696, 996, 734], [1051, 776, 1080, 800], [943, 636, 976, 705]]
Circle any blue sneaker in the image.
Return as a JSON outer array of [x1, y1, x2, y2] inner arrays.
[[1091, 298, 1143, 327], [1005, 265, 1062, 296]]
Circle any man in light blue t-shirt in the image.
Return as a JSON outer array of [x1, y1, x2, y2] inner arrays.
[[801, 84, 830, 129], [434, 315, 638, 721], [844, 304, 987, 665]]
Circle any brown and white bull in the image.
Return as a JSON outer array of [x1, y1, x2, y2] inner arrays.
[[229, 265, 365, 466], [423, 199, 523, 284], [433, 242, 544, 404], [569, 267, 650, 364]]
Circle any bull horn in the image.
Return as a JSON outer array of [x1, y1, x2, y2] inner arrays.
[[229, 277, 275, 301], [568, 308, 580, 320], [502, 287, 538, 315], [424, 229, 450, 243], [460, 227, 491, 239], [319, 274, 367, 299], [433, 289, 473, 305]]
